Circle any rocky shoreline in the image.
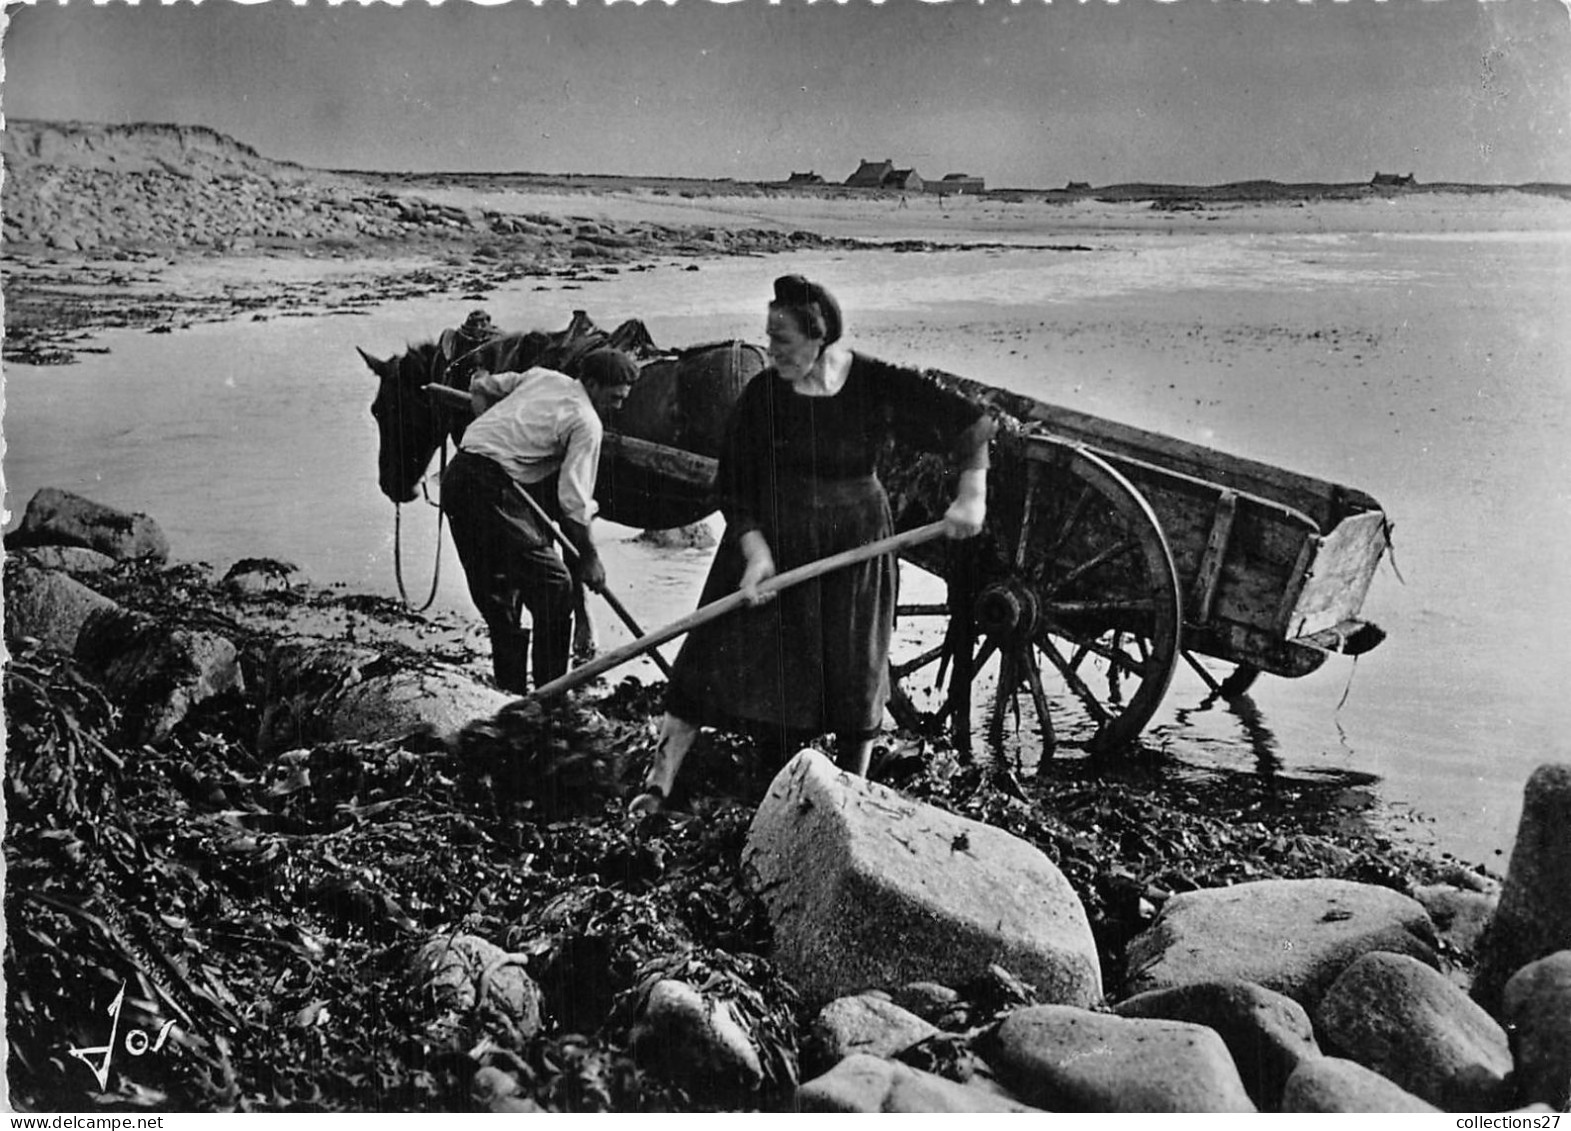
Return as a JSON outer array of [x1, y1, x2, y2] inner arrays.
[[5, 489, 1569, 1113], [1, 120, 868, 367]]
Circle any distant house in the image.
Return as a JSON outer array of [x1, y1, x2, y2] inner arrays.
[[1371, 172, 1418, 188], [786, 171, 825, 185], [926, 172, 985, 195], [886, 168, 924, 193], [845, 158, 895, 188], [1064, 180, 1092, 192]]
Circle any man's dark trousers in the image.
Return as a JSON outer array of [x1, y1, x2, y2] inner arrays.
[[441, 451, 573, 693]]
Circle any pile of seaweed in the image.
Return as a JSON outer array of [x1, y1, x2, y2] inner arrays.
[[3, 564, 1466, 1113]]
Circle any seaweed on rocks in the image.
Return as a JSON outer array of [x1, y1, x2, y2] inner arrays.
[[3, 575, 798, 1112], [5, 560, 1468, 1112]]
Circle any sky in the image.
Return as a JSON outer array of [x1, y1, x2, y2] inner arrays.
[[2, 0, 1568, 188]]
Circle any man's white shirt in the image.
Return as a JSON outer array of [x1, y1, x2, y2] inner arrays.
[[461, 366, 602, 527]]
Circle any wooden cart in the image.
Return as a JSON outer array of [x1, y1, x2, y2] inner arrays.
[[877, 372, 1390, 754]]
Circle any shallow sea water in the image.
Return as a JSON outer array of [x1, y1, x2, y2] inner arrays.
[[6, 228, 1567, 866]]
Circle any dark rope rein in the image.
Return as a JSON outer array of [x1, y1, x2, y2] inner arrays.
[[393, 441, 447, 613], [392, 349, 468, 613]]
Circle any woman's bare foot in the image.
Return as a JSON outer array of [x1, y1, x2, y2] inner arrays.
[[626, 784, 665, 817]]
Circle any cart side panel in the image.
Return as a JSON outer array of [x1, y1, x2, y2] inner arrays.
[[1281, 509, 1389, 638], [1212, 497, 1321, 630], [1097, 458, 1322, 635], [1026, 403, 1339, 526], [925, 368, 1377, 528]]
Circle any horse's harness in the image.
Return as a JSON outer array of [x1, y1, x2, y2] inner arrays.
[[392, 342, 480, 612]]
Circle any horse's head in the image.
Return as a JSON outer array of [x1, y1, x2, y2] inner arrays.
[[360, 343, 445, 504]]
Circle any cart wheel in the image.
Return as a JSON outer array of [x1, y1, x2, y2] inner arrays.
[[889, 443, 1183, 755]]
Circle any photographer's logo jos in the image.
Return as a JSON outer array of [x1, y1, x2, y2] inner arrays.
[[67, 983, 178, 1090]]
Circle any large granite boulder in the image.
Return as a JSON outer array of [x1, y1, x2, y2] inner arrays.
[[743, 750, 1101, 1009], [796, 1053, 1038, 1112], [889, 981, 965, 1028], [74, 606, 245, 745], [6, 487, 170, 563], [1473, 763, 1571, 1014], [1125, 878, 1439, 1011], [1500, 950, 1571, 1109], [469, 1066, 542, 1113], [629, 978, 764, 1095], [4, 561, 119, 652], [1280, 1056, 1443, 1113], [221, 557, 303, 595], [255, 640, 511, 756], [808, 993, 940, 1068], [1314, 951, 1512, 1110], [990, 1004, 1256, 1112], [9, 545, 119, 574], [1114, 979, 1319, 1111], [1413, 882, 1499, 969]]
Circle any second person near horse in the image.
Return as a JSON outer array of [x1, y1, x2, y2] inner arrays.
[[441, 347, 638, 694]]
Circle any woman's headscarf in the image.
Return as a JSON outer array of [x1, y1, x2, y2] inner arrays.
[[771, 275, 843, 346]]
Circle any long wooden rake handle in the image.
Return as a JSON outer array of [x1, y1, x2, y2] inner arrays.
[[527, 519, 952, 701]]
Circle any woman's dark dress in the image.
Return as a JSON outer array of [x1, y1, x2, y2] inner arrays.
[[665, 352, 990, 740]]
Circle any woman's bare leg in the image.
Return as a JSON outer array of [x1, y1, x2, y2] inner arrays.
[[628, 713, 700, 814], [834, 733, 875, 777]]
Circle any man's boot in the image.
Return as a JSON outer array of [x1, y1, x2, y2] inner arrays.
[[492, 627, 531, 695]]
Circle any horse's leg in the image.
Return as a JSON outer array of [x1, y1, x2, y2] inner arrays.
[[571, 579, 599, 661]]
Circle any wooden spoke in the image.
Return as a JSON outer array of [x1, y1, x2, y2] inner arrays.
[[1182, 653, 1262, 700], [968, 636, 1000, 680], [1039, 537, 1140, 599], [1014, 462, 1043, 571], [988, 646, 1017, 746], [1040, 485, 1094, 564], [891, 643, 948, 681], [1039, 598, 1157, 619], [1034, 634, 1112, 722], [1023, 645, 1057, 756], [1044, 623, 1150, 677], [1183, 650, 1224, 692]]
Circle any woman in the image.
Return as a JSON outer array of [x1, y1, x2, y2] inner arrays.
[[628, 275, 995, 814]]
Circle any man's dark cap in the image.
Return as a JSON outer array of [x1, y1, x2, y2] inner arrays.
[[577, 348, 639, 388], [459, 309, 495, 337]]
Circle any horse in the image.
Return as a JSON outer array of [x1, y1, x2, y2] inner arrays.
[[359, 309, 765, 520], [359, 310, 628, 506]]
